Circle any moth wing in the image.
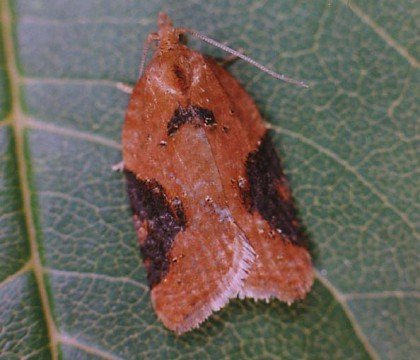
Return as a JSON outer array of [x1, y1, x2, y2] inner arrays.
[[204, 59, 314, 303], [152, 212, 254, 334], [123, 54, 255, 333]]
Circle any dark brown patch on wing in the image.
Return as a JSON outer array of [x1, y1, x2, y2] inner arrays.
[[167, 107, 191, 136], [193, 106, 216, 127], [173, 64, 190, 93], [244, 131, 304, 246], [167, 105, 216, 136], [125, 170, 187, 287]]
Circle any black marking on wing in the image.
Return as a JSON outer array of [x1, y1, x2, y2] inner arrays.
[[243, 131, 305, 246], [167, 105, 216, 136], [125, 170, 187, 288]]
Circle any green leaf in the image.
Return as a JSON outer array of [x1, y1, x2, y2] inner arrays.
[[1, 0, 418, 359]]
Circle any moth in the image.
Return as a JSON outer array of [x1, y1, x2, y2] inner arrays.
[[120, 12, 313, 334]]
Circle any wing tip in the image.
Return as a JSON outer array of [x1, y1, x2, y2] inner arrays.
[[238, 245, 314, 303], [160, 232, 256, 335]]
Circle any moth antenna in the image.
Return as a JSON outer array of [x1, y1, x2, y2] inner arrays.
[[181, 28, 309, 88], [139, 32, 159, 78]]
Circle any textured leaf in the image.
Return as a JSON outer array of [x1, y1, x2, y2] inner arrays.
[[1, 0, 418, 359]]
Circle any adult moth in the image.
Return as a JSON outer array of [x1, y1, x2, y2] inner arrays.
[[121, 12, 313, 334]]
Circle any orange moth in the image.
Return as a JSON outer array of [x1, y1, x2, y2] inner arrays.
[[121, 12, 313, 334]]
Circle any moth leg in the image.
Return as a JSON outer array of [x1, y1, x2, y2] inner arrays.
[[112, 161, 125, 172], [116, 82, 134, 94]]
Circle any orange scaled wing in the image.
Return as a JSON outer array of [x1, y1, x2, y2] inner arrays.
[[122, 12, 313, 334]]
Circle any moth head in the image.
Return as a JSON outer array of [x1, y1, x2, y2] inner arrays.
[[156, 12, 188, 51], [157, 12, 173, 30]]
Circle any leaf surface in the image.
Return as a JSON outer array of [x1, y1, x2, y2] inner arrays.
[[1, 0, 418, 359]]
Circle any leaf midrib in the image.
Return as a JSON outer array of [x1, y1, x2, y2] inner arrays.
[[2, 1, 59, 359]]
